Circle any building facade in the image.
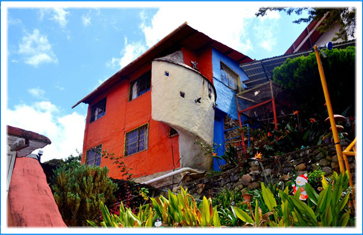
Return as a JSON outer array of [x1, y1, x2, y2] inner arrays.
[[73, 23, 253, 180]]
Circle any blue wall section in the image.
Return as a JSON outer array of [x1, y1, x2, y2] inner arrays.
[[212, 48, 249, 86], [213, 79, 239, 120], [212, 49, 250, 170], [212, 48, 249, 120], [213, 108, 226, 171]]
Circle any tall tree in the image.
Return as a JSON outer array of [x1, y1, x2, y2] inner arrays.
[[256, 8, 355, 41]]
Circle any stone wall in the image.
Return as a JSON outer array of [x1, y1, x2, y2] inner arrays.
[[179, 141, 355, 198]]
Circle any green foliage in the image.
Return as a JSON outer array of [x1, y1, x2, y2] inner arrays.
[[279, 171, 353, 226], [233, 199, 274, 227], [256, 8, 355, 41], [218, 144, 243, 167], [88, 173, 353, 228], [273, 46, 355, 118], [218, 207, 242, 226], [43, 152, 82, 169], [42, 152, 82, 188], [90, 187, 221, 227], [88, 202, 154, 227], [245, 128, 275, 157], [64, 154, 82, 168], [212, 187, 242, 209], [151, 187, 220, 227], [246, 110, 350, 157], [140, 187, 150, 201], [226, 172, 353, 227], [196, 139, 244, 168], [195, 140, 220, 156], [308, 168, 326, 190], [51, 164, 118, 226]]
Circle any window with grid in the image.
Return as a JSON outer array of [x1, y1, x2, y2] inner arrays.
[[220, 62, 240, 92], [85, 145, 102, 166], [129, 71, 151, 101], [125, 124, 148, 156], [90, 98, 106, 123]]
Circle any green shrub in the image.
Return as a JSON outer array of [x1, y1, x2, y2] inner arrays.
[[88, 202, 154, 227], [51, 164, 118, 226], [212, 187, 242, 209], [231, 172, 354, 227], [90, 187, 221, 227]]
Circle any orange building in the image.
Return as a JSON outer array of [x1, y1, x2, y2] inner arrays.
[[73, 23, 252, 181]]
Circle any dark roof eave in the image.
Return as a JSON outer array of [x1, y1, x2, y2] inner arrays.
[[8, 125, 51, 145]]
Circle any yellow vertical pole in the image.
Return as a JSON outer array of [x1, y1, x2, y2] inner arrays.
[[343, 152, 355, 211], [313, 45, 345, 173]]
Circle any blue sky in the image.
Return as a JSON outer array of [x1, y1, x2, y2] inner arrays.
[[3, 2, 357, 162]]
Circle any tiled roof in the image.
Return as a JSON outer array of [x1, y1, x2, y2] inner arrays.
[[240, 40, 355, 88]]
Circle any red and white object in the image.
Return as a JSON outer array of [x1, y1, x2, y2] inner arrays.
[[292, 173, 308, 200]]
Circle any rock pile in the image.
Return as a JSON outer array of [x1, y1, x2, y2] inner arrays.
[[181, 141, 354, 198]]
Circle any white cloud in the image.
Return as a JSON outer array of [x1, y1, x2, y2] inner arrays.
[[82, 14, 91, 27], [240, 39, 253, 53], [258, 10, 281, 21], [253, 17, 279, 53], [120, 41, 146, 68], [106, 37, 146, 69], [106, 57, 121, 69], [39, 8, 46, 21], [28, 87, 46, 99], [261, 38, 276, 52], [7, 101, 85, 161], [50, 8, 70, 28], [139, 3, 259, 54], [8, 18, 22, 25], [55, 84, 65, 91], [18, 29, 58, 66]]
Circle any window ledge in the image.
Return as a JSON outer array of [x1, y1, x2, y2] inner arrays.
[[124, 148, 148, 157], [129, 89, 151, 102]]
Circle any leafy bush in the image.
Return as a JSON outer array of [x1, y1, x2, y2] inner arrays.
[[90, 187, 221, 227], [88, 202, 154, 227], [273, 46, 355, 119], [279, 171, 353, 226], [230, 172, 353, 227], [151, 187, 220, 227], [42, 153, 82, 185], [246, 114, 341, 157], [308, 168, 326, 190], [51, 164, 118, 226], [217, 144, 244, 167], [108, 180, 151, 217], [212, 187, 242, 209]]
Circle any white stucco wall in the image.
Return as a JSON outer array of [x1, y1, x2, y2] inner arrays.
[[315, 23, 354, 45], [151, 59, 216, 170]]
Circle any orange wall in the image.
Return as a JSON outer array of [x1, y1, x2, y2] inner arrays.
[[197, 48, 213, 83], [182, 47, 213, 83], [182, 47, 197, 68], [82, 64, 180, 179]]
